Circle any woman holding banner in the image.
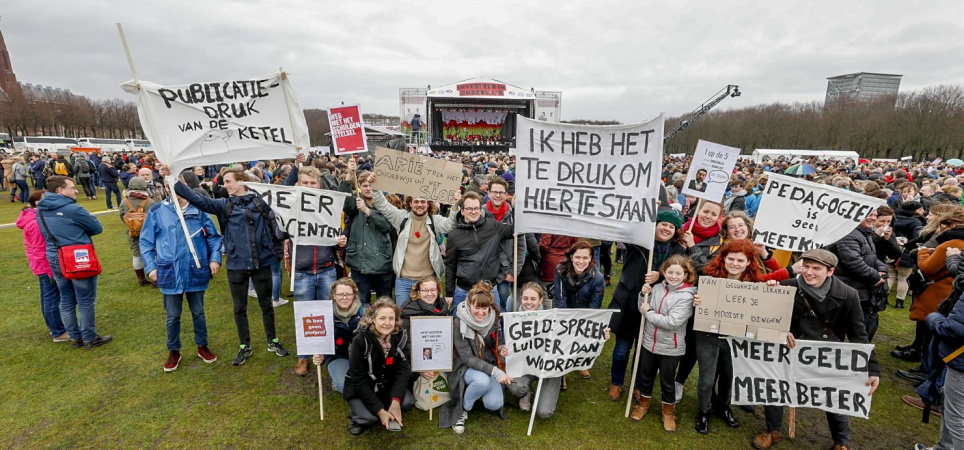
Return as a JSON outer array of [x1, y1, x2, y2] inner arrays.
[[312, 278, 362, 393], [681, 201, 724, 272], [342, 297, 414, 436], [554, 241, 605, 380], [693, 239, 764, 434], [501, 283, 562, 418], [400, 276, 450, 329]]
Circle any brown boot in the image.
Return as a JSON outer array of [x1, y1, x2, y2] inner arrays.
[[831, 445, 850, 450], [752, 430, 782, 449], [134, 269, 149, 286], [630, 393, 650, 421], [295, 358, 309, 377], [661, 403, 677, 432], [608, 385, 623, 401]]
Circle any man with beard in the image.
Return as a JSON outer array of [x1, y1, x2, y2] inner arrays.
[[688, 169, 708, 193], [483, 177, 527, 311]]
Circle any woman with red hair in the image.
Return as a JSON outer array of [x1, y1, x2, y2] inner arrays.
[[693, 239, 763, 435]]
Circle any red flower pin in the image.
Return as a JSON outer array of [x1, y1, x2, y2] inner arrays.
[[415, 231, 421, 239], [434, 308, 440, 313], [336, 338, 344, 346], [386, 357, 394, 365]]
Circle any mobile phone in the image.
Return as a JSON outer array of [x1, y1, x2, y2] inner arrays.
[[388, 420, 401, 432]]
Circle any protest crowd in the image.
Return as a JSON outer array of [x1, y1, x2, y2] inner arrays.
[[9, 141, 964, 450]]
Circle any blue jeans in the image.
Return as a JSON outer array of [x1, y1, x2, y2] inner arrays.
[[271, 261, 282, 301], [496, 280, 513, 312], [53, 273, 99, 342], [350, 271, 394, 305], [610, 336, 634, 387], [293, 267, 336, 302], [463, 368, 504, 411], [38, 274, 65, 337], [103, 181, 122, 209], [163, 291, 208, 351], [394, 276, 417, 306], [15, 180, 29, 203], [452, 285, 501, 316], [328, 357, 350, 393]]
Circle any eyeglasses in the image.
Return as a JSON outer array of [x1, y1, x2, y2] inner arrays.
[[334, 292, 354, 298], [419, 289, 438, 293], [463, 207, 481, 212], [490, 191, 506, 196]]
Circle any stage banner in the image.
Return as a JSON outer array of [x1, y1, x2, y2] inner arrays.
[[753, 173, 885, 252], [328, 105, 367, 155], [728, 337, 876, 419], [410, 316, 454, 372], [293, 300, 336, 355], [503, 308, 614, 378], [513, 116, 664, 248], [245, 183, 349, 247], [682, 140, 740, 202], [121, 71, 309, 175], [373, 147, 462, 204]]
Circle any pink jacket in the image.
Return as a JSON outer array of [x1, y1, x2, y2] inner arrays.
[[16, 208, 53, 277]]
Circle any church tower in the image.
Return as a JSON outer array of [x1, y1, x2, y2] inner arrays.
[[0, 25, 21, 95]]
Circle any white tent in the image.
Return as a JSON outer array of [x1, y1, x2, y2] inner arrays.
[[750, 149, 859, 163]]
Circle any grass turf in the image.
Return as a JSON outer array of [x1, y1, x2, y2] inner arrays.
[[0, 191, 943, 449]]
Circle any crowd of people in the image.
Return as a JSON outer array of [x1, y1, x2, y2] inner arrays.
[[8, 145, 964, 449]]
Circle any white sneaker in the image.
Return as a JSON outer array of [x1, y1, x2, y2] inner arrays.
[[519, 393, 533, 412], [272, 298, 289, 308], [675, 382, 684, 403], [248, 289, 258, 298], [452, 411, 468, 434]]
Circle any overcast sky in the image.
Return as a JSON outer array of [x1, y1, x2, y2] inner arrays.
[[3, 1, 962, 123]]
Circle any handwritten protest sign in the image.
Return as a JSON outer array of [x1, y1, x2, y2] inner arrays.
[[693, 276, 795, 344], [121, 72, 309, 176], [294, 300, 335, 355], [245, 183, 349, 247], [373, 147, 462, 204], [514, 116, 664, 248], [728, 337, 876, 419], [503, 309, 614, 378], [753, 173, 885, 252], [410, 316, 453, 372], [328, 105, 367, 155], [682, 140, 740, 202]]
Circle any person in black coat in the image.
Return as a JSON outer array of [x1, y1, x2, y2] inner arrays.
[[893, 201, 926, 308], [828, 208, 887, 328], [343, 298, 414, 435]]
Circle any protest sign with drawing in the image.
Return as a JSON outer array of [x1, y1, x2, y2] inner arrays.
[[293, 300, 336, 355], [244, 183, 349, 247], [503, 308, 614, 378], [328, 105, 367, 155], [513, 116, 664, 248], [728, 337, 876, 419], [373, 147, 462, 204], [410, 316, 454, 372], [693, 276, 795, 344], [753, 173, 885, 252], [682, 140, 740, 202]]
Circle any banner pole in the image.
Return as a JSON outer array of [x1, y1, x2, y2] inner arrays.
[[788, 407, 795, 439], [167, 178, 202, 268], [686, 199, 703, 234], [290, 235, 298, 292], [429, 406, 433, 421], [625, 247, 655, 418], [513, 234, 519, 312], [317, 364, 325, 420], [116, 23, 140, 84], [526, 377, 544, 436]]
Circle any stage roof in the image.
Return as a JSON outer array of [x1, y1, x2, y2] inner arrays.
[[427, 77, 536, 100]]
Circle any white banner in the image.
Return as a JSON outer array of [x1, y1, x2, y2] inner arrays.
[[121, 71, 309, 175], [513, 116, 664, 248], [728, 337, 876, 419], [753, 173, 885, 252], [410, 316, 454, 372], [293, 300, 336, 355], [681, 140, 740, 202], [503, 309, 614, 378], [245, 182, 349, 247]]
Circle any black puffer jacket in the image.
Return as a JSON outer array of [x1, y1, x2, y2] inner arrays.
[[828, 225, 887, 304], [609, 241, 686, 340], [443, 214, 514, 296], [343, 327, 411, 415], [894, 210, 926, 268]]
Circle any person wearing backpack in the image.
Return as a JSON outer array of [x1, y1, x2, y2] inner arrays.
[[120, 177, 156, 286], [915, 285, 964, 450], [49, 154, 72, 178], [174, 167, 292, 366], [73, 154, 96, 200]]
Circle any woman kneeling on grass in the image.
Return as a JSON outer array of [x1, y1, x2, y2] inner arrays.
[[342, 297, 414, 436], [312, 278, 362, 392], [630, 255, 697, 432]]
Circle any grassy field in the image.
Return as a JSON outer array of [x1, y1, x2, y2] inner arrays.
[[0, 191, 943, 449]]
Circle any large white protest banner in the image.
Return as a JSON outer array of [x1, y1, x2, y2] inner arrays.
[[294, 300, 336, 355], [410, 316, 454, 372], [681, 140, 741, 202], [693, 276, 795, 344], [121, 72, 309, 175], [514, 116, 664, 248], [503, 309, 614, 378], [728, 337, 876, 419], [753, 173, 885, 252], [245, 182, 349, 247]]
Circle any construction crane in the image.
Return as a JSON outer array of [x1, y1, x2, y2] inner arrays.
[[663, 84, 741, 141]]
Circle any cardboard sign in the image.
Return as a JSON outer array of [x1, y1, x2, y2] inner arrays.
[[245, 182, 349, 247], [328, 105, 367, 155], [121, 72, 309, 175], [373, 147, 463, 204], [410, 316, 454, 372], [728, 337, 876, 419], [693, 276, 795, 344], [293, 300, 335, 355], [753, 173, 885, 252], [513, 116, 664, 248], [681, 140, 740, 202], [503, 308, 614, 378]]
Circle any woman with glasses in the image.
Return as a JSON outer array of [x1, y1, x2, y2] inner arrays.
[[312, 277, 362, 393]]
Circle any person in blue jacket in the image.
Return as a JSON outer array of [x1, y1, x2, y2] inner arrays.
[[140, 184, 223, 372], [173, 167, 291, 366], [36, 175, 111, 350]]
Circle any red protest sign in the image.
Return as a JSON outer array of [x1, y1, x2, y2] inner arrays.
[[328, 105, 368, 155], [303, 315, 327, 338]]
